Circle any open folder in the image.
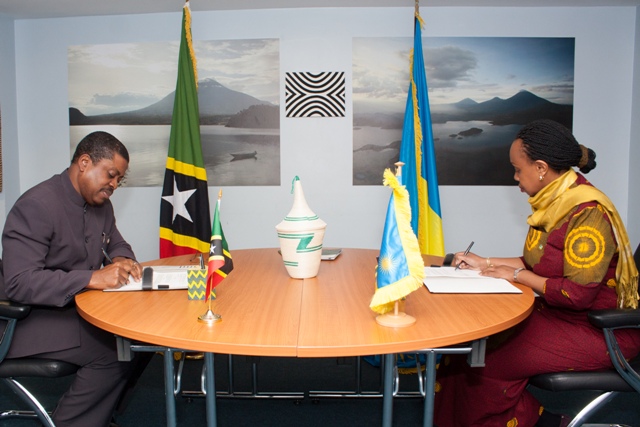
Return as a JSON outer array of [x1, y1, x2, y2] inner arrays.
[[423, 267, 522, 294], [104, 266, 193, 292]]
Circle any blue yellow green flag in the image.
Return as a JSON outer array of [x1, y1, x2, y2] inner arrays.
[[159, 2, 211, 257], [398, 13, 444, 256], [370, 168, 425, 315]]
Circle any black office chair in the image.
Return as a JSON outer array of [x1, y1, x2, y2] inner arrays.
[[0, 259, 80, 427], [529, 243, 640, 427]]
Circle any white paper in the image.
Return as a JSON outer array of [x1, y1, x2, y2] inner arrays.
[[423, 267, 522, 294], [104, 266, 193, 292]]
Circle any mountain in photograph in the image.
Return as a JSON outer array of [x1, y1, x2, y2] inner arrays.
[[69, 78, 279, 128], [353, 90, 573, 129]]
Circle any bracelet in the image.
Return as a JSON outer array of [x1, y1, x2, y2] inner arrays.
[[486, 257, 492, 267], [513, 267, 525, 282]]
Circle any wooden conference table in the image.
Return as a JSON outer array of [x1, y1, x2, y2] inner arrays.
[[76, 248, 534, 427]]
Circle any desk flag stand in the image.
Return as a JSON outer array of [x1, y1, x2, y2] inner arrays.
[[370, 162, 424, 328], [198, 304, 221, 324], [198, 190, 227, 325], [198, 268, 221, 324], [375, 299, 415, 327]]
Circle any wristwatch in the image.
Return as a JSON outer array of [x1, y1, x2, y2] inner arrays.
[[513, 267, 526, 283]]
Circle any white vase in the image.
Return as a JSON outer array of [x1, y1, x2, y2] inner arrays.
[[276, 177, 327, 279]]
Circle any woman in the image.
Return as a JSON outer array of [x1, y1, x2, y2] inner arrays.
[[433, 119, 639, 427]]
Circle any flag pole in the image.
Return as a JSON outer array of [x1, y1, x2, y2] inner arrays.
[[198, 190, 224, 325], [375, 162, 417, 328]]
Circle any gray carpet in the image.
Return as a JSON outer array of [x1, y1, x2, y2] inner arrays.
[[1, 354, 639, 426]]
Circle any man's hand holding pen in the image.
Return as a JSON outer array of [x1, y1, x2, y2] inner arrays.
[[86, 258, 142, 290]]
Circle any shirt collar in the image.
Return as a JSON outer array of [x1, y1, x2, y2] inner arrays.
[[61, 168, 87, 208]]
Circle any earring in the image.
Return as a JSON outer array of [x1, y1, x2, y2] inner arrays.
[[539, 175, 544, 181]]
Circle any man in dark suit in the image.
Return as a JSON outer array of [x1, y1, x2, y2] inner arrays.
[[1, 131, 143, 427]]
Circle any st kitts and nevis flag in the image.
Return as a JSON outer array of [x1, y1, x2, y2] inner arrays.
[[160, 2, 211, 257], [206, 194, 234, 301], [369, 168, 425, 315], [398, 12, 445, 256]]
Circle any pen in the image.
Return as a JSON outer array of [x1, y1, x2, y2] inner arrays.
[[455, 241, 474, 270], [102, 247, 113, 264], [101, 232, 113, 264]]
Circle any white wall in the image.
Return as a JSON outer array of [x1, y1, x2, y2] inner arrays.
[[0, 14, 17, 257], [4, 6, 639, 262], [629, 7, 640, 248]]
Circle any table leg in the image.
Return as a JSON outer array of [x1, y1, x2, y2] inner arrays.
[[422, 351, 437, 427], [382, 353, 394, 427], [163, 349, 177, 427], [204, 353, 217, 427]]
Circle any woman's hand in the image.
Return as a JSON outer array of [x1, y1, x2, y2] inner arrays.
[[453, 252, 485, 270], [479, 265, 516, 282]]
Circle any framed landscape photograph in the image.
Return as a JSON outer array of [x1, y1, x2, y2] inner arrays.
[[353, 37, 575, 186], [68, 39, 280, 187]]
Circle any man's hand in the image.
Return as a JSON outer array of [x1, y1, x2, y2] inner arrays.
[[87, 258, 142, 290]]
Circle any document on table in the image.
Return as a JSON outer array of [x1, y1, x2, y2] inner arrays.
[[423, 267, 522, 294], [104, 266, 193, 292], [321, 248, 342, 261]]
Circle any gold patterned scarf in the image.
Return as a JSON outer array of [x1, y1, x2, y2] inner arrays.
[[527, 169, 639, 309]]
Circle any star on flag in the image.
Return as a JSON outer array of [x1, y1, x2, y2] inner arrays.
[[162, 179, 196, 223]]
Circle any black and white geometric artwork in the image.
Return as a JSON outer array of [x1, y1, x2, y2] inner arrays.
[[285, 71, 346, 118]]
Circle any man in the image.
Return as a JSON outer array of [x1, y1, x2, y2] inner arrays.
[[1, 131, 143, 427]]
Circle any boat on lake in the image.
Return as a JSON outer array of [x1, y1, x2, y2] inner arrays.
[[230, 150, 257, 161]]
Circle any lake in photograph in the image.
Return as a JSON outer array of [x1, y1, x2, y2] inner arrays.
[[353, 121, 521, 186], [70, 125, 280, 187]]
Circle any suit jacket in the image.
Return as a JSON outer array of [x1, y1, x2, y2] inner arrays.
[[0, 170, 136, 358]]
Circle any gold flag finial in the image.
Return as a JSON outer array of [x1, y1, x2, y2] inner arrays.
[[415, 0, 419, 15]]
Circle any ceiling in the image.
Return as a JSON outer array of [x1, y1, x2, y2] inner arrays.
[[1, 0, 639, 20]]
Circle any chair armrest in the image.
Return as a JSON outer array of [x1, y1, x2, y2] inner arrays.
[[588, 308, 640, 330], [587, 308, 640, 394], [0, 300, 31, 362], [0, 300, 31, 321]]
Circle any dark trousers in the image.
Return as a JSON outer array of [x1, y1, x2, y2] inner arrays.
[[30, 318, 133, 427]]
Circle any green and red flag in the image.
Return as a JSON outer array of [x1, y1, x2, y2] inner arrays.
[[160, 2, 211, 257], [206, 194, 234, 300]]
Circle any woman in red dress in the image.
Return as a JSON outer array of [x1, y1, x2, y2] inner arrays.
[[434, 119, 640, 427]]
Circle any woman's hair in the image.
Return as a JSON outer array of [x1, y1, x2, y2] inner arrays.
[[516, 119, 596, 174], [71, 131, 130, 165]]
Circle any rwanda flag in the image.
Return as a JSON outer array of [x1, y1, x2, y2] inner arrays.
[[206, 196, 234, 301], [159, 2, 211, 257], [370, 168, 425, 315], [398, 12, 444, 256]]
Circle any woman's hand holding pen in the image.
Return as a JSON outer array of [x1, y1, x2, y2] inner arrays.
[[86, 258, 142, 290], [453, 252, 485, 270]]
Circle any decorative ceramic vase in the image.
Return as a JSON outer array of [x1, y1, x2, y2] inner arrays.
[[276, 176, 327, 279]]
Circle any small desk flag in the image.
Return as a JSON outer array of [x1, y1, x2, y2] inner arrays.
[[159, 2, 211, 258], [206, 195, 234, 301], [370, 168, 425, 315], [398, 12, 445, 256]]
